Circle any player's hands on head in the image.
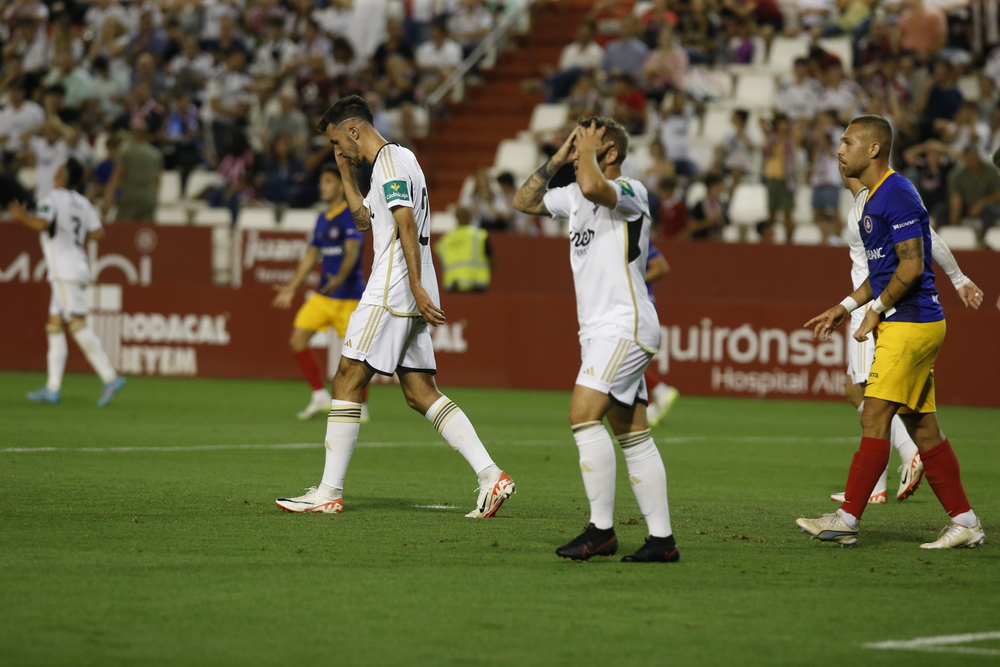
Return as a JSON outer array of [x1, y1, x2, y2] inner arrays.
[[8, 200, 27, 221], [575, 120, 615, 157], [804, 305, 847, 340], [956, 282, 984, 309], [412, 285, 446, 326], [852, 308, 879, 342], [271, 284, 295, 309], [551, 126, 580, 167], [334, 148, 354, 176]]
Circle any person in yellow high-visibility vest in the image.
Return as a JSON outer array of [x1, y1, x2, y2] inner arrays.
[[435, 206, 493, 292]]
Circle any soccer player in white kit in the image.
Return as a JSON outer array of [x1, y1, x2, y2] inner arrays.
[[826, 169, 984, 504], [514, 118, 678, 563], [10, 159, 125, 406], [276, 96, 515, 518]]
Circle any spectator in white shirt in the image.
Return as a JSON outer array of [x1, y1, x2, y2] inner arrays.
[[251, 17, 302, 79], [817, 63, 865, 125], [776, 58, 822, 128], [416, 21, 463, 95], [543, 21, 604, 103], [659, 92, 697, 176], [0, 79, 45, 165], [169, 35, 217, 99], [20, 119, 73, 200], [447, 0, 493, 60]]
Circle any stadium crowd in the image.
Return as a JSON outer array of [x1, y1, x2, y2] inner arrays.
[[1, 0, 999, 245], [0, 0, 509, 220], [459, 0, 1000, 245]]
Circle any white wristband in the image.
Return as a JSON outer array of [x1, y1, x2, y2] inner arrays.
[[871, 295, 889, 314], [839, 296, 859, 313]]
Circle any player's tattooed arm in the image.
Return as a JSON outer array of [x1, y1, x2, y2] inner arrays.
[[884, 236, 923, 304], [512, 160, 557, 215], [350, 204, 372, 231]]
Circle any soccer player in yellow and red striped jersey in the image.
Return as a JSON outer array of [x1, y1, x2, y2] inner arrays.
[[800, 115, 985, 549], [272, 164, 368, 420]]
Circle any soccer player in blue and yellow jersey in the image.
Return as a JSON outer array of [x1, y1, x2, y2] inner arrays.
[[272, 164, 367, 420], [799, 115, 985, 549]]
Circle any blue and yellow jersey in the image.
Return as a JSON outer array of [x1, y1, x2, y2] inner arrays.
[[645, 242, 662, 304], [860, 170, 943, 323], [311, 202, 366, 300]]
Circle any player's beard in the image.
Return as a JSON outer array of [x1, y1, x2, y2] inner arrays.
[[342, 136, 364, 164]]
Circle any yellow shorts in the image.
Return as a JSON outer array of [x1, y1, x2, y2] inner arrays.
[[292, 293, 361, 337], [865, 319, 946, 414]]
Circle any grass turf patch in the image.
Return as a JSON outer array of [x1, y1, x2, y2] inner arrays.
[[1, 372, 998, 666]]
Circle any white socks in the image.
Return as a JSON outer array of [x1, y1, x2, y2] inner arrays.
[[46, 330, 68, 392], [838, 509, 859, 529], [572, 421, 616, 530], [425, 395, 495, 478], [952, 510, 979, 528], [319, 400, 362, 499], [618, 429, 673, 537], [890, 415, 919, 465], [70, 325, 117, 384]]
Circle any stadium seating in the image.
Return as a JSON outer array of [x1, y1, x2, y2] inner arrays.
[[721, 224, 742, 243], [817, 36, 853, 71], [192, 207, 233, 226], [185, 169, 224, 201], [936, 225, 978, 250], [528, 104, 569, 134], [729, 183, 769, 227], [983, 226, 1000, 251], [685, 180, 707, 208], [766, 37, 810, 74], [791, 223, 823, 245], [281, 209, 318, 232], [431, 209, 458, 233], [238, 208, 278, 229], [493, 138, 539, 174], [154, 206, 190, 225], [158, 171, 182, 206], [792, 186, 813, 225], [731, 72, 777, 110]]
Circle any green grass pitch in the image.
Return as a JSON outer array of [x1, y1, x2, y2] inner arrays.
[[1, 371, 998, 666]]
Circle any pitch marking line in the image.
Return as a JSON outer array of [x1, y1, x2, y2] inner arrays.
[[0, 436, 865, 454], [864, 631, 1000, 656]]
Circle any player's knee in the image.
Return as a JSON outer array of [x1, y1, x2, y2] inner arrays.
[[67, 317, 86, 333]]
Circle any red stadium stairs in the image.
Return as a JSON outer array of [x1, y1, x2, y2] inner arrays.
[[414, 0, 592, 211]]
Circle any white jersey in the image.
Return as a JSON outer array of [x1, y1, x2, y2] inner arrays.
[[361, 143, 439, 317], [845, 187, 869, 291], [36, 188, 102, 283], [543, 177, 659, 352]]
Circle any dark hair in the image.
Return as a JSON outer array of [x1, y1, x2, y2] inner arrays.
[[733, 109, 749, 123], [615, 73, 636, 87], [657, 175, 677, 190], [320, 163, 343, 179], [317, 95, 374, 133], [848, 114, 893, 156], [793, 57, 809, 67], [773, 112, 789, 125], [9, 77, 27, 93], [496, 171, 515, 187], [993, 146, 1000, 170], [64, 158, 84, 191], [756, 220, 773, 236], [576, 116, 629, 166], [45, 84, 66, 97], [92, 55, 109, 71], [705, 173, 724, 188]]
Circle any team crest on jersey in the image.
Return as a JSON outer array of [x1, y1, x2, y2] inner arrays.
[[615, 179, 635, 196], [383, 180, 409, 203], [327, 226, 341, 240], [863, 215, 873, 233]]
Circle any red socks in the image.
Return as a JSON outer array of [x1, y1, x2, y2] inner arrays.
[[840, 437, 891, 521], [921, 439, 972, 518], [294, 349, 325, 391]]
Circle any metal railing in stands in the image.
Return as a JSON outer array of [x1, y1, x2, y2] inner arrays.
[[424, 0, 537, 109]]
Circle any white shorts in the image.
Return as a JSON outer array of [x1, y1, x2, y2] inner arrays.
[[846, 307, 875, 385], [576, 336, 653, 407], [49, 280, 89, 319], [341, 303, 436, 376]]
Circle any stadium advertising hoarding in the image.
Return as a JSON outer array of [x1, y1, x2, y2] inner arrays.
[[2, 226, 997, 406]]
